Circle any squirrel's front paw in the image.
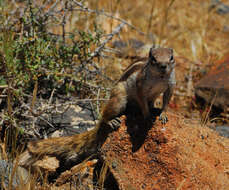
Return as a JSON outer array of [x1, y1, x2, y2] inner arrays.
[[159, 112, 168, 124], [108, 117, 121, 130]]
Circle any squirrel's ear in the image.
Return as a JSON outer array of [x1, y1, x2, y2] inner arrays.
[[149, 47, 153, 58], [169, 48, 173, 54], [149, 48, 156, 62]]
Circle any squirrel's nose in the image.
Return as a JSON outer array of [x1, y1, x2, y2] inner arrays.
[[160, 64, 167, 69]]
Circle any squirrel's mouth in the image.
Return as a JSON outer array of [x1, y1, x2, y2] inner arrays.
[[160, 69, 167, 75], [160, 73, 166, 78], [160, 68, 171, 77]]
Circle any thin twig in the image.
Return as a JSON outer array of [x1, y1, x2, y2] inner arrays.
[[88, 23, 125, 62], [89, 102, 97, 122], [187, 64, 193, 97], [44, 0, 61, 17], [38, 116, 55, 129], [202, 90, 218, 126], [85, 23, 125, 82], [62, 1, 67, 45], [0, 85, 8, 89], [49, 88, 56, 104], [96, 88, 101, 115]]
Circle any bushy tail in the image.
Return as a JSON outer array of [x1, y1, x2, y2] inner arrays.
[[19, 119, 119, 169], [19, 127, 99, 168]]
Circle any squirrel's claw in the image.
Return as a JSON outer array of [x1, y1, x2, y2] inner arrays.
[[159, 112, 168, 124]]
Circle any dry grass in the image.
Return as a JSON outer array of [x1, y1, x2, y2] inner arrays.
[[56, 0, 229, 88], [91, 0, 229, 62], [43, 0, 229, 64]]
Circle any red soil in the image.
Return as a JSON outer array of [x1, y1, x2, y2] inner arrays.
[[101, 113, 229, 190]]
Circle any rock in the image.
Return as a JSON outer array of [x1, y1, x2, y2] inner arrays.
[[19, 150, 59, 173], [215, 125, 229, 138], [51, 104, 97, 135], [195, 53, 229, 112], [50, 130, 63, 138], [18, 150, 34, 169], [210, 0, 229, 15], [0, 160, 28, 188], [101, 112, 229, 190], [33, 156, 59, 172]]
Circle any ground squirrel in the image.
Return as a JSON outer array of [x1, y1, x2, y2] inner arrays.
[[103, 47, 176, 124], [20, 47, 176, 168]]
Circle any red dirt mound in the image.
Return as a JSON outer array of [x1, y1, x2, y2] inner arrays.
[[101, 113, 229, 190]]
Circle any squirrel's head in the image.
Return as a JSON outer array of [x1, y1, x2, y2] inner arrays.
[[148, 47, 175, 74]]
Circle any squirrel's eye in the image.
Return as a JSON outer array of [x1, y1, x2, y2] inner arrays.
[[170, 55, 174, 62]]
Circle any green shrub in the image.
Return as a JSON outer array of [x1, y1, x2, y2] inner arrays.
[[0, 0, 104, 155]]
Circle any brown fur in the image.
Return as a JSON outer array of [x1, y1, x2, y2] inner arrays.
[[21, 47, 176, 167]]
